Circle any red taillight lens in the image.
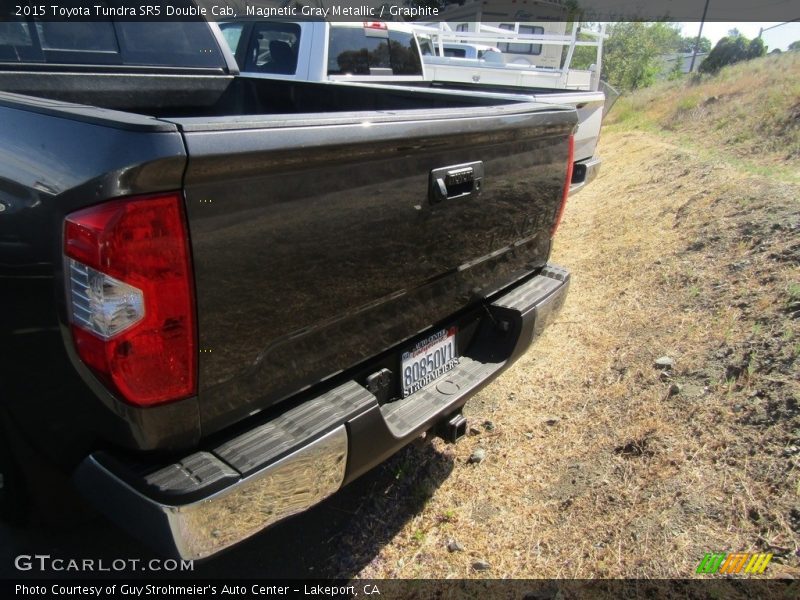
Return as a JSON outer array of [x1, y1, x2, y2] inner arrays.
[[551, 134, 575, 238], [64, 192, 196, 407]]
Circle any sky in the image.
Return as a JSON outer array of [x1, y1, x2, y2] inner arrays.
[[678, 21, 800, 51]]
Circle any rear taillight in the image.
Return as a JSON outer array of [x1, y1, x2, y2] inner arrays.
[[551, 134, 575, 237], [64, 192, 196, 407]]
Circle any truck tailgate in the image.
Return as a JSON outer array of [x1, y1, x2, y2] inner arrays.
[[422, 84, 604, 163], [172, 103, 576, 433]]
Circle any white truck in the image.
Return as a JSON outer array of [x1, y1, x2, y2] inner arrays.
[[415, 22, 607, 90], [431, 42, 503, 60], [219, 20, 605, 193]]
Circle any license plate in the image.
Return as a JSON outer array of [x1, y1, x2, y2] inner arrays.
[[400, 327, 459, 398]]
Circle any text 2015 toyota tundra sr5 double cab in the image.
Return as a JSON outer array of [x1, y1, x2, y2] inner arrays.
[[0, 18, 574, 559]]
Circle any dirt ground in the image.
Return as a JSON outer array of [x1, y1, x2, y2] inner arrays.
[[322, 126, 800, 579]]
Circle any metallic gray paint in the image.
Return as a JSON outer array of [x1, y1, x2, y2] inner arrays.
[[180, 107, 575, 435]]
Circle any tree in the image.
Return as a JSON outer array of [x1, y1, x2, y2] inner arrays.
[[699, 33, 767, 74], [747, 37, 766, 59], [788, 40, 800, 51], [596, 22, 682, 91], [679, 35, 711, 54]]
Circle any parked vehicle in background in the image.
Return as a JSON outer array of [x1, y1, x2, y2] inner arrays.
[[415, 22, 605, 90], [219, 20, 426, 82], [414, 22, 611, 191]]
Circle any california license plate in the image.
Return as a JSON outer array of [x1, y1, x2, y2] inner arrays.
[[400, 327, 459, 398]]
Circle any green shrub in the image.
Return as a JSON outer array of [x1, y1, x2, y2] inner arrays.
[[700, 35, 766, 74]]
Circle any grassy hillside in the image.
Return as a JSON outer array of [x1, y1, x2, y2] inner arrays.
[[606, 52, 800, 183]]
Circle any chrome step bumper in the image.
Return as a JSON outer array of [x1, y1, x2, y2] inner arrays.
[[74, 264, 570, 559]]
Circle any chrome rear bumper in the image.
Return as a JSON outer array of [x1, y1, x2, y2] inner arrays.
[[74, 265, 570, 559]]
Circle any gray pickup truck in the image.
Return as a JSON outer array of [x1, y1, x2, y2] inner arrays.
[[0, 17, 574, 559]]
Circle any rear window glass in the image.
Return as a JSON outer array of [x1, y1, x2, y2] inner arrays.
[[0, 20, 42, 62], [243, 22, 300, 75], [219, 22, 245, 55], [114, 22, 224, 68], [36, 21, 118, 52], [443, 48, 466, 58], [327, 27, 422, 76], [0, 21, 225, 69], [388, 31, 423, 75]]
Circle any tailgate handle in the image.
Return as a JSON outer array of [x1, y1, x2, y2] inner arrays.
[[429, 161, 484, 204]]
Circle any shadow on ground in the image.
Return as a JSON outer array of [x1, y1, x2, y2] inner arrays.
[[1, 439, 454, 579]]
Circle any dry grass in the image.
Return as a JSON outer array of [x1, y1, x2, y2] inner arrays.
[[321, 73, 800, 579]]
